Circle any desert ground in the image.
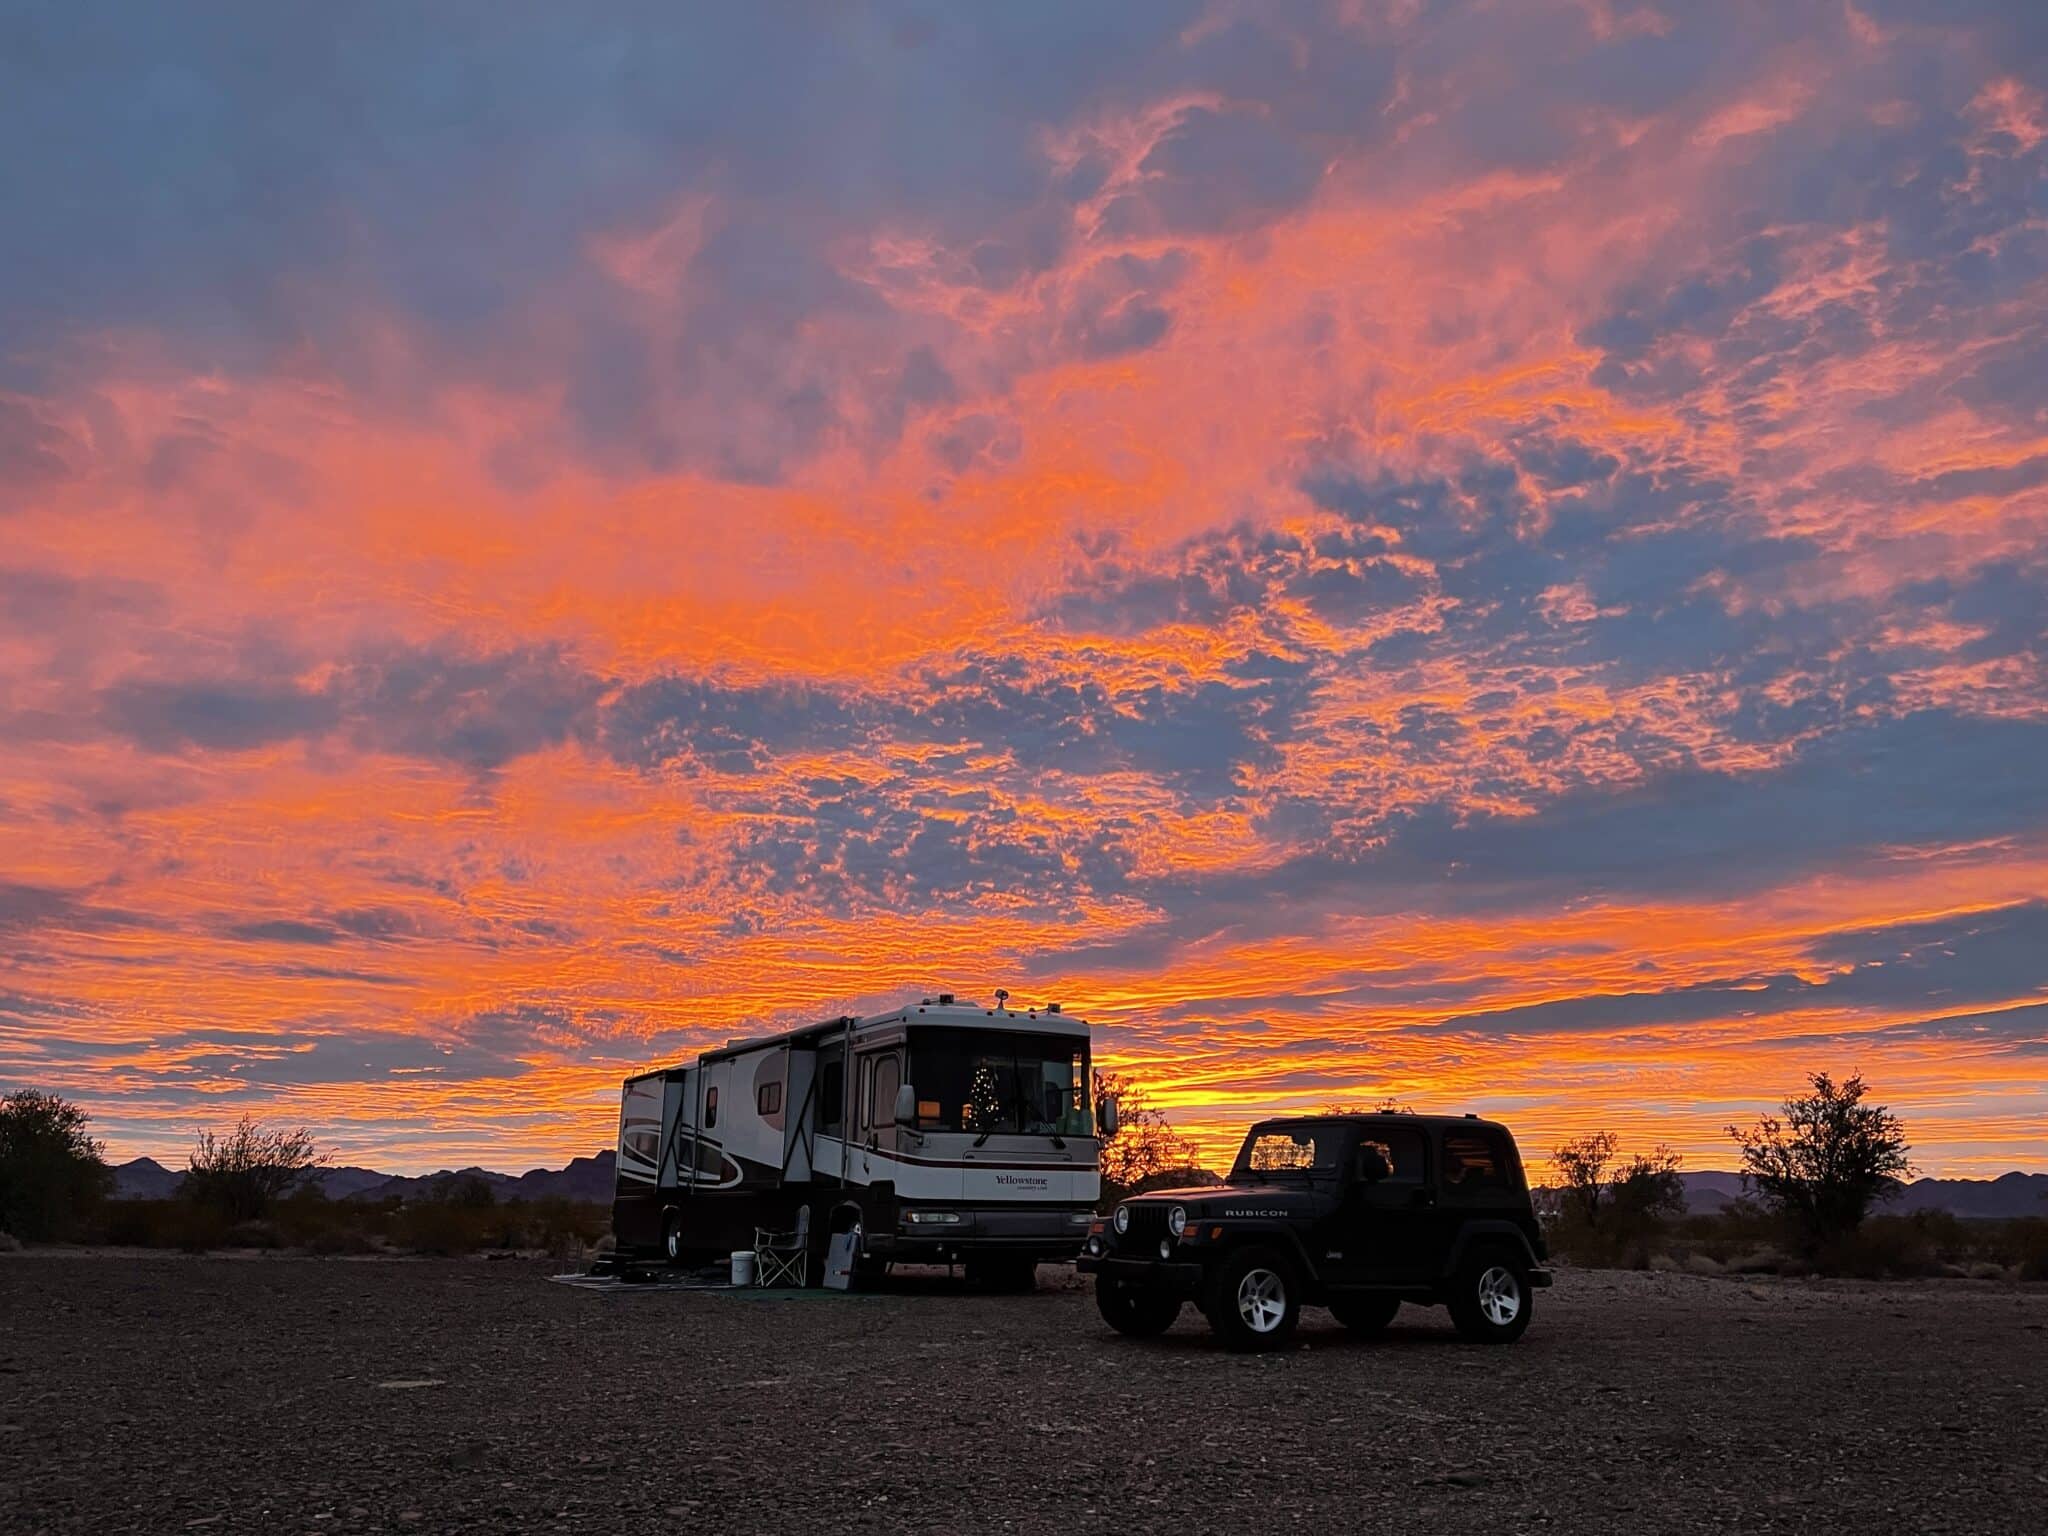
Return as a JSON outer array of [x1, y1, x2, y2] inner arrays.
[[3, 1255, 2043, 1534]]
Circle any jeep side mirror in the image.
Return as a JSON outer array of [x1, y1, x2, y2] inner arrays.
[[893, 1083, 917, 1125], [1097, 1097, 1119, 1138]]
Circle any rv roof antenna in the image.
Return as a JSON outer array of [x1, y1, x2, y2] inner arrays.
[[937, 992, 954, 1006], [995, 988, 1009, 1009], [1047, 1002, 1061, 1013]]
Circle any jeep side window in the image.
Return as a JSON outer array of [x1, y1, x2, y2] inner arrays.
[[1357, 1127, 1425, 1184], [1441, 1132, 1505, 1193]]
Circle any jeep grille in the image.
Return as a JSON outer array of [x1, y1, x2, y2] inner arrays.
[[1119, 1204, 1169, 1245]]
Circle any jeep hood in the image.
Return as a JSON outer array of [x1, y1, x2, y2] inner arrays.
[[1132, 1181, 1322, 1208]]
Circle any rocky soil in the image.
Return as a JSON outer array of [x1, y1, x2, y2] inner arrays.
[[3, 1255, 2044, 1533]]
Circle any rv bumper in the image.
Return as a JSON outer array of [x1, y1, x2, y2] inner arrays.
[[868, 1204, 1092, 1259]]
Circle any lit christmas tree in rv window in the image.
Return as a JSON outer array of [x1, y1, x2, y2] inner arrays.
[[967, 1059, 1007, 1132]]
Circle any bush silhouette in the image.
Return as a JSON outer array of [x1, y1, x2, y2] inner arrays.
[[1728, 1073, 1913, 1255], [0, 1090, 113, 1241]]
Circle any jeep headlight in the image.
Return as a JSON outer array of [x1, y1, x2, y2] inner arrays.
[[1168, 1205, 1188, 1238], [1112, 1204, 1130, 1234]]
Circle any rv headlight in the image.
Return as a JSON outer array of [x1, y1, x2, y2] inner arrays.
[[1168, 1205, 1188, 1238], [1112, 1205, 1131, 1234], [901, 1209, 963, 1226]]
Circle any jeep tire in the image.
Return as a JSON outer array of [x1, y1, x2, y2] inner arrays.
[[1448, 1248, 1533, 1344], [1095, 1276, 1182, 1337], [1204, 1246, 1301, 1352], [1328, 1294, 1402, 1335]]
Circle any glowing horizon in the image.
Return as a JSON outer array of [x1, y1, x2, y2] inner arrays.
[[3, 3, 2045, 1180]]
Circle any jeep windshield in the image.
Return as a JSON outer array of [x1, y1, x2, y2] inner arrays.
[[1230, 1124, 1344, 1181], [906, 1029, 1093, 1137]]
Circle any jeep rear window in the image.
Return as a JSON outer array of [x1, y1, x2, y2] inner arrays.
[[1442, 1132, 1509, 1192]]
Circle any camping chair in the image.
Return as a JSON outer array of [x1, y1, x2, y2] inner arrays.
[[754, 1205, 810, 1288]]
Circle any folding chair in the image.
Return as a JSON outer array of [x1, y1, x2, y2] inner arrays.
[[754, 1204, 810, 1288]]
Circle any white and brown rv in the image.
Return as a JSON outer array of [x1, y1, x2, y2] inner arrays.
[[612, 994, 1111, 1285]]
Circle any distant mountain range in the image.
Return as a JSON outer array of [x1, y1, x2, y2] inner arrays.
[[110, 1151, 616, 1204], [106, 1153, 2048, 1218], [1570, 1170, 2048, 1219]]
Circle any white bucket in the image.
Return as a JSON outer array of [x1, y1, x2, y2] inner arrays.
[[730, 1250, 757, 1287]]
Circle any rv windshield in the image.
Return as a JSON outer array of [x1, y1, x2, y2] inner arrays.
[[907, 1029, 1093, 1137]]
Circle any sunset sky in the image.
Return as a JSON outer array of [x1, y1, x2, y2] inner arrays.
[[3, 2, 2045, 1177]]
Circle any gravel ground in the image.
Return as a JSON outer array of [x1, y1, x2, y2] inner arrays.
[[3, 1255, 2044, 1534]]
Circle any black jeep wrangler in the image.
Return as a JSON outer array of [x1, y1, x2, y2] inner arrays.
[[1078, 1113, 1551, 1350]]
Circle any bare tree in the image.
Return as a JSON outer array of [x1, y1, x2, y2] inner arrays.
[[1727, 1073, 1913, 1252], [184, 1118, 329, 1222], [1093, 1069, 1201, 1198], [1551, 1131, 1618, 1226]]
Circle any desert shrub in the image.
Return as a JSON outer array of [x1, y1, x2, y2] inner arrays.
[[388, 1200, 493, 1255], [0, 1089, 114, 1241], [1543, 1136, 1684, 1268], [225, 1219, 283, 1249], [2016, 1220, 2048, 1282], [184, 1119, 327, 1222], [1727, 1073, 1912, 1254], [303, 1224, 379, 1256], [1094, 1069, 1203, 1203], [0, 1229, 21, 1253]]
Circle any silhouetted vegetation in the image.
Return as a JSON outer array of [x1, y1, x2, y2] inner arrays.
[[88, 1190, 610, 1258], [1728, 1073, 1914, 1254], [183, 1117, 329, 1222], [1545, 1132, 1686, 1266], [0, 1090, 113, 1241], [1094, 1069, 1208, 1201]]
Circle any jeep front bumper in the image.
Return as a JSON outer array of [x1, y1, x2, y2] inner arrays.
[[1075, 1252, 1206, 1295]]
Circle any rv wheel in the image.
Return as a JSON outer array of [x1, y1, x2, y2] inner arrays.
[[661, 1212, 685, 1267]]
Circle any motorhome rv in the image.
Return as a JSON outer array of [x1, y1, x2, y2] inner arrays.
[[612, 994, 1112, 1286]]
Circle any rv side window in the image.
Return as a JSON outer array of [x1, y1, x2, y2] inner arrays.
[[705, 1087, 719, 1128], [818, 1062, 844, 1134], [757, 1082, 782, 1116]]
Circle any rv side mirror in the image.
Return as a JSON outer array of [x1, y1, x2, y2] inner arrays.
[[1097, 1097, 1119, 1138], [893, 1082, 918, 1126]]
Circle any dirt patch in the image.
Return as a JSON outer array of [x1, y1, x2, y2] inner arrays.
[[3, 1257, 2044, 1532]]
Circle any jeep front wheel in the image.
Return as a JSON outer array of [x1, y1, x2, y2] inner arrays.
[[1095, 1277, 1182, 1337], [1329, 1294, 1401, 1335], [1204, 1246, 1301, 1351], [1448, 1250, 1532, 1344]]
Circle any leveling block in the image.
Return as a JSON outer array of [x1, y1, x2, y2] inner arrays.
[[546, 1262, 866, 1299]]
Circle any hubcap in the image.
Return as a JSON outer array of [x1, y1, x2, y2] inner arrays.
[[1476, 1264, 1521, 1327], [1236, 1268, 1288, 1333], [666, 1226, 680, 1260]]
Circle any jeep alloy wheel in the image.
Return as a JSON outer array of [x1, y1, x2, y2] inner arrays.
[[1205, 1246, 1301, 1350], [1477, 1264, 1521, 1327], [1449, 1249, 1533, 1343]]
